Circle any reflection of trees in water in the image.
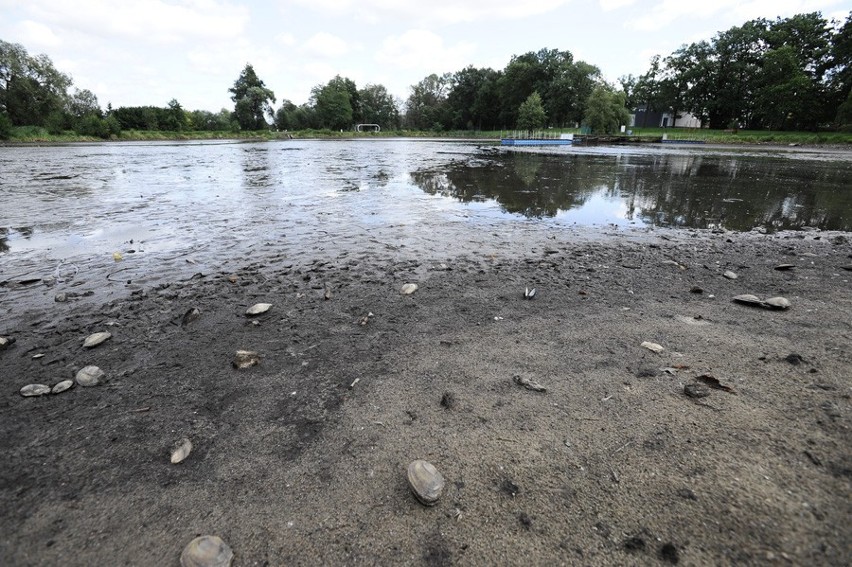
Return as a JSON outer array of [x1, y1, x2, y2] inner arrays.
[[0, 227, 33, 253], [618, 155, 851, 231], [412, 152, 850, 231], [0, 227, 8, 253], [412, 153, 613, 218]]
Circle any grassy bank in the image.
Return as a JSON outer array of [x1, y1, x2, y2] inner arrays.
[[4, 125, 852, 145]]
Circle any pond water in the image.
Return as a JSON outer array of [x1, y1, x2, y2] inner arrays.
[[1, 139, 850, 297]]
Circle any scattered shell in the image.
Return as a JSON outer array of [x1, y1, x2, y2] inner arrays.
[[840, 265, 852, 271], [324, 286, 332, 300], [55, 292, 68, 303], [182, 307, 201, 326], [774, 264, 795, 271], [764, 296, 791, 310], [32, 353, 45, 359], [171, 439, 193, 464], [684, 383, 710, 398], [75, 365, 104, 387], [0, 336, 15, 350], [723, 270, 738, 280], [112, 251, 123, 261], [641, 341, 664, 353], [245, 303, 272, 316], [513, 374, 547, 392], [407, 460, 445, 506], [51, 380, 74, 394], [732, 294, 763, 306], [20, 384, 51, 397], [232, 350, 260, 369], [401, 283, 418, 295], [83, 331, 112, 348], [662, 260, 686, 270], [180, 535, 233, 567], [524, 287, 536, 299]]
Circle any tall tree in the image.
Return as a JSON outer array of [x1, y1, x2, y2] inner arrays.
[[312, 76, 357, 130], [517, 91, 546, 133], [404, 73, 451, 130], [0, 40, 71, 126], [229, 64, 275, 130], [583, 86, 630, 134], [358, 83, 400, 130]]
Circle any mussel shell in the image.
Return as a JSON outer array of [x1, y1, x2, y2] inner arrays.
[[764, 296, 791, 310], [232, 350, 260, 369], [83, 332, 112, 348], [180, 535, 233, 567], [75, 365, 104, 387], [732, 294, 763, 306], [20, 384, 51, 397], [245, 303, 272, 316], [407, 459, 445, 506], [51, 380, 74, 394], [171, 439, 193, 464], [723, 270, 738, 280], [401, 283, 418, 295]]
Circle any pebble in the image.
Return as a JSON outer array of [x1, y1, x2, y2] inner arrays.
[[407, 460, 445, 506], [0, 336, 15, 350], [245, 303, 272, 316], [641, 341, 664, 353], [764, 296, 791, 310], [83, 331, 112, 348], [723, 270, 738, 280], [75, 365, 104, 387], [401, 283, 418, 295], [171, 439, 193, 464], [684, 383, 710, 398], [51, 380, 74, 394], [20, 384, 51, 397]]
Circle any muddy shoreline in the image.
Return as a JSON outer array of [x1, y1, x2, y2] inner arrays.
[[1, 227, 851, 565]]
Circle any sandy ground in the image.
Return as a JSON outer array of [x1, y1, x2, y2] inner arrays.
[[1, 227, 851, 566]]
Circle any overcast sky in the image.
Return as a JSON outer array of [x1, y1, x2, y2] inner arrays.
[[1, 0, 849, 113]]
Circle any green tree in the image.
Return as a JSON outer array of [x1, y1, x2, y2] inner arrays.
[[583, 86, 630, 134], [312, 76, 356, 130], [229, 64, 275, 130], [164, 98, 186, 131], [404, 73, 451, 130], [517, 91, 546, 133], [446, 66, 501, 130], [0, 40, 72, 126], [357, 83, 400, 130]]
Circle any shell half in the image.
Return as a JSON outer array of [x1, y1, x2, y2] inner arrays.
[[180, 535, 233, 567], [407, 460, 445, 506]]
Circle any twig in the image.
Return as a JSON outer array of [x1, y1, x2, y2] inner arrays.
[[611, 440, 632, 455], [130, 406, 150, 413], [609, 466, 620, 483], [497, 437, 516, 443]]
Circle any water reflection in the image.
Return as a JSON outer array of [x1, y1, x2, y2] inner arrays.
[[411, 150, 852, 231]]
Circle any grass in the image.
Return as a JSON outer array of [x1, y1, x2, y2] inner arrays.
[[3, 125, 852, 146]]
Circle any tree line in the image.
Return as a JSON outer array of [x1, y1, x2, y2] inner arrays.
[[621, 12, 852, 130], [2, 10, 851, 139]]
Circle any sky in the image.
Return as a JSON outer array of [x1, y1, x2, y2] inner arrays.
[[1, 0, 850, 113]]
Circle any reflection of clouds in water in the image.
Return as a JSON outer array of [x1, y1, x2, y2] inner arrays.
[[554, 192, 641, 227]]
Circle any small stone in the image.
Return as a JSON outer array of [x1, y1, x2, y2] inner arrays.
[[0, 336, 15, 350], [401, 283, 418, 295], [689, 286, 703, 294], [20, 384, 51, 397], [55, 293, 68, 303], [513, 374, 547, 392], [440, 391, 456, 409], [232, 350, 260, 369], [75, 365, 104, 387], [181, 307, 201, 326], [51, 380, 74, 394], [684, 383, 710, 398], [245, 303, 272, 316], [723, 270, 738, 280], [83, 332, 112, 348], [785, 353, 804, 365], [407, 460, 445, 506], [641, 341, 664, 353]]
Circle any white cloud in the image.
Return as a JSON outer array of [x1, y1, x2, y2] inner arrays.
[[599, 0, 636, 10], [301, 32, 350, 58], [275, 32, 296, 46], [292, 0, 572, 24], [21, 0, 250, 44], [14, 20, 62, 47], [376, 29, 476, 72]]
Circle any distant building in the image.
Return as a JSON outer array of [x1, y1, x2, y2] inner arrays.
[[630, 104, 703, 128]]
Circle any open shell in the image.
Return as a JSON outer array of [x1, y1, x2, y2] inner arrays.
[[180, 535, 233, 567], [51, 380, 74, 394], [75, 365, 104, 387], [83, 332, 112, 348], [401, 283, 418, 295], [171, 439, 193, 464], [764, 296, 791, 310], [20, 384, 51, 397], [245, 303, 272, 316], [732, 294, 763, 306], [407, 460, 445, 506]]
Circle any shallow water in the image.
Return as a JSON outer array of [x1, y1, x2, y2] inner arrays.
[[1, 139, 850, 304]]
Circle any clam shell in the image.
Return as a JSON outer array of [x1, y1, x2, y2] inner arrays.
[[407, 460, 445, 506], [232, 350, 260, 369], [75, 365, 104, 387], [732, 294, 763, 306], [171, 438, 193, 464], [401, 283, 418, 295], [640, 341, 664, 353], [723, 270, 738, 280], [524, 287, 536, 299], [20, 384, 51, 397], [245, 303, 272, 316], [180, 535, 233, 567], [774, 264, 795, 271], [83, 332, 112, 348], [51, 380, 74, 394], [182, 307, 201, 326], [764, 296, 791, 310]]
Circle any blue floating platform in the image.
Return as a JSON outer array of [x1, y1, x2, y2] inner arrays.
[[661, 139, 706, 145]]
